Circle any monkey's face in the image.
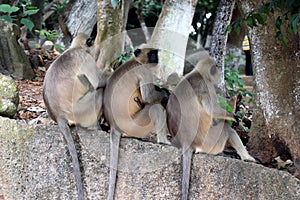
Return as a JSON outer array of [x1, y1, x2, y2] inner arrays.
[[134, 48, 159, 65]]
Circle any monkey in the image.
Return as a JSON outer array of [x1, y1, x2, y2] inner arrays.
[[183, 47, 209, 75], [43, 33, 105, 200], [166, 56, 256, 200], [134, 85, 171, 109], [103, 45, 171, 200]]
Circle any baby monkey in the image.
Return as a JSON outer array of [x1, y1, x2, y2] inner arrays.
[[103, 45, 170, 200], [166, 56, 256, 200], [43, 33, 105, 200]]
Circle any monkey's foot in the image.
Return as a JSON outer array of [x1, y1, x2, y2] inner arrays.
[[240, 153, 259, 163], [157, 137, 171, 145]]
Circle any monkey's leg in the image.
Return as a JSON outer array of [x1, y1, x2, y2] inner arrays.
[[107, 128, 122, 200], [57, 119, 84, 200], [226, 124, 256, 162], [182, 146, 193, 200], [149, 104, 171, 145]]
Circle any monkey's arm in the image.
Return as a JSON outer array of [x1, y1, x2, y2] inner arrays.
[[78, 74, 106, 92], [78, 74, 94, 93], [140, 83, 165, 103], [138, 70, 165, 103]]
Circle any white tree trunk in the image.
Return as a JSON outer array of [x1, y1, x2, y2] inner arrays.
[[150, 0, 198, 81]]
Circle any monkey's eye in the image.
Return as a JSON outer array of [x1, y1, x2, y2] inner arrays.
[[134, 49, 142, 57]]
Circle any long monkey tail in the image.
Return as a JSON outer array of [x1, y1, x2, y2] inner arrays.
[[182, 146, 193, 200], [107, 128, 122, 200], [57, 119, 84, 200]]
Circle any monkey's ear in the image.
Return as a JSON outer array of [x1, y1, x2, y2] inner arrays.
[[210, 65, 217, 76], [148, 49, 159, 63], [134, 49, 142, 57]]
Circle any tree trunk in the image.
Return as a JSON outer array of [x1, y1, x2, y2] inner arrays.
[[209, 0, 236, 94], [237, 1, 300, 178], [150, 0, 198, 80], [65, 0, 97, 37], [94, 0, 129, 70], [136, 0, 150, 42]]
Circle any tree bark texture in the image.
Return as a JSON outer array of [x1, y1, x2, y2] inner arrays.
[[237, 1, 300, 178], [150, 0, 198, 80], [0, 19, 35, 80], [94, 0, 128, 70], [136, 0, 150, 42], [65, 0, 97, 37], [209, 0, 236, 94]]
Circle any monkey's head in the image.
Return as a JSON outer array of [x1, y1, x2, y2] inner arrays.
[[70, 33, 90, 49], [133, 45, 159, 65], [195, 57, 220, 84]]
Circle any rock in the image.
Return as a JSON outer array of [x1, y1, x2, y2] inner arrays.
[[0, 74, 19, 117], [0, 19, 35, 80], [0, 117, 299, 199], [42, 40, 54, 50]]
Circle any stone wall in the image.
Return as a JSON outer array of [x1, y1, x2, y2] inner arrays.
[[0, 117, 299, 199]]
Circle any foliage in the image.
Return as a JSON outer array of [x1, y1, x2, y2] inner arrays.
[[218, 95, 234, 113], [35, 29, 59, 41], [224, 54, 252, 101], [133, 0, 163, 17], [110, 48, 133, 70], [218, 54, 253, 130], [50, 0, 70, 14], [0, 3, 39, 31], [228, 0, 300, 46]]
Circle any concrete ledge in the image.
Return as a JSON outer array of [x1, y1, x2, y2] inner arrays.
[[0, 117, 299, 199]]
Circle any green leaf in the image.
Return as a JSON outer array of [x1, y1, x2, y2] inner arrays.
[[226, 104, 234, 112], [21, 18, 34, 31], [246, 16, 254, 28], [111, 0, 120, 9], [0, 15, 14, 23], [225, 24, 232, 33], [253, 13, 266, 25], [23, 9, 39, 16], [234, 26, 240, 35], [0, 4, 20, 13]]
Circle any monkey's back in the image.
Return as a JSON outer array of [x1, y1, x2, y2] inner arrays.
[[103, 59, 141, 127], [167, 71, 214, 148], [43, 47, 102, 126], [103, 58, 157, 135]]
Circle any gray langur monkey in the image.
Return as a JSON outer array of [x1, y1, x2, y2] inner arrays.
[[43, 33, 106, 200], [166, 56, 256, 200], [103, 45, 171, 200], [183, 47, 209, 75]]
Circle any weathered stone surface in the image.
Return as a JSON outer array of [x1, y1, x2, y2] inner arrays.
[[0, 117, 299, 199], [0, 19, 35, 80], [0, 74, 19, 117]]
